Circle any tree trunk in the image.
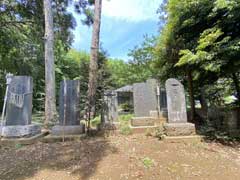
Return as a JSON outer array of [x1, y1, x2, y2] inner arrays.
[[86, 0, 102, 129], [187, 70, 195, 122], [199, 87, 208, 113], [43, 0, 56, 127], [232, 73, 240, 105]]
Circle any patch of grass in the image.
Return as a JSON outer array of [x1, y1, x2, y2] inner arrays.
[[15, 143, 23, 149], [118, 114, 133, 122], [118, 114, 133, 135], [142, 157, 155, 168], [120, 125, 132, 135]]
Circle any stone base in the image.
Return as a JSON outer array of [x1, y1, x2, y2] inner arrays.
[[0, 124, 41, 138], [51, 125, 85, 135], [129, 125, 158, 134], [163, 123, 196, 136], [131, 117, 156, 126]]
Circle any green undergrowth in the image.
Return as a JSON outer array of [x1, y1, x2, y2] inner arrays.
[[118, 114, 133, 135], [91, 116, 101, 127]]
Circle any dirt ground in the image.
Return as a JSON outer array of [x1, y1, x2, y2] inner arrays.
[[0, 134, 240, 180]]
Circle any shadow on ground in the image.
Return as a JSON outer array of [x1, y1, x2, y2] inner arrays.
[[0, 135, 118, 180], [195, 124, 240, 149]]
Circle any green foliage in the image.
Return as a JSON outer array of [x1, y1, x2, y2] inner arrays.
[[142, 157, 155, 168], [118, 114, 133, 135], [153, 0, 240, 108], [119, 102, 133, 112], [91, 115, 101, 127]]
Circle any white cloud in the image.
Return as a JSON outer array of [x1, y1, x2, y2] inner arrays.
[[102, 0, 162, 22]]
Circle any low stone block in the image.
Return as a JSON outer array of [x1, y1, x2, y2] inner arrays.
[[129, 125, 158, 134], [1, 124, 41, 138], [51, 125, 85, 135], [131, 117, 155, 127], [163, 123, 196, 136]]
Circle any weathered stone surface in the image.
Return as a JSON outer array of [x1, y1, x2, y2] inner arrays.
[[59, 80, 80, 126], [166, 78, 187, 123], [129, 125, 158, 134], [51, 124, 85, 135], [149, 110, 159, 118], [103, 90, 118, 123], [163, 123, 196, 136], [1, 124, 41, 138], [159, 87, 167, 111], [5, 76, 33, 125], [133, 79, 158, 117], [131, 117, 156, 126]]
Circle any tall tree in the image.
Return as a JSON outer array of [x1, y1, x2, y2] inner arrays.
[[44, 0, 56, 126], [87, 0, 102, 127]]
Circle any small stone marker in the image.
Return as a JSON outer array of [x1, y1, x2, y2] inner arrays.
[[165, 78, 187, 123], [164, 78, 195, 136], [133, 79, 158, 117], [52, 80, 84, 135], [1, 76, 41, 138]]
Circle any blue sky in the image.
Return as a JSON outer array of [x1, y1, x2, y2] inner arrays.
[[70, 0, 162, 61]]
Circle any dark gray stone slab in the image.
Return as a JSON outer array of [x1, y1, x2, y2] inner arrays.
[[59, 80, 80, 126], [166, 78, 187, 123], [5, 76, 33, 125], [133, 79, 158, 117]]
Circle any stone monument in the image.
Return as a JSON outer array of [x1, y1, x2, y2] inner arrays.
[[164, 78, 195, 136], [133, 79, 158, 117], [1, 76, 41, 138], [52, 80, 85, 135]]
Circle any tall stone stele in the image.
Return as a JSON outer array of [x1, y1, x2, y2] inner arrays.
[[163, 78, 196, 136], [52, 80, 85, 135], [1, 76, 41, 138]]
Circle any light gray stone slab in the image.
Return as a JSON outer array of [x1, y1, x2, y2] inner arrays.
[[1, 124, 41, 138], [51, 125, 85, 135], [166, 78, 187, 123], [163, 123, 196, 136], [133, 79, 158, 117]]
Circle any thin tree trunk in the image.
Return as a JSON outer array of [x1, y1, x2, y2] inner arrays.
[[87, 0, 102, 131], [187, 70, 195, 122], [199, 87, 208, 113], [232, 73, 240, 105], [44, 0, 56, 127]]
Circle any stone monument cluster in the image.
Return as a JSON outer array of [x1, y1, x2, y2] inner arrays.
[[0, 75, 84, 138], [0, 74, 196, 138], [103, 78, 196, 135]]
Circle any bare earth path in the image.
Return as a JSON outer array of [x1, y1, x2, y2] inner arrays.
[[0, 134, 239, 180]]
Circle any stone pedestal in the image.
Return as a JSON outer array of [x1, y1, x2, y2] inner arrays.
[[51, 124, 85, 136], [163, 123, 196, 136], [0, 124, 41, 138]]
